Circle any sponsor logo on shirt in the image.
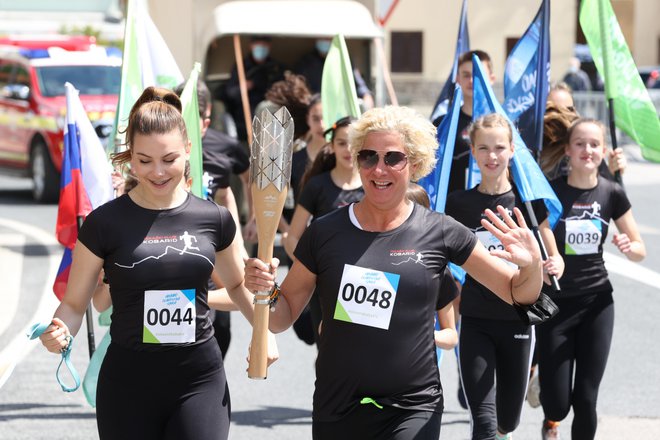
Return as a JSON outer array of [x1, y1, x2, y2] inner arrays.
[[514, 334, 530, 340], [390, 249, 429, 267], [143, 235, 179, 244]]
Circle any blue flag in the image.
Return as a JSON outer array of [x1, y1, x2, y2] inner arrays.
[[419, 84, 468, 286], [419, 85, 463, 213], [503, 0, 550, 151], [430, 0, 469, 121], [472, 55, 562, 228]]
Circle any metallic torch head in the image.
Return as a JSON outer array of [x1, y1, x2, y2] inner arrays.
[[250, 107, 294, 191]]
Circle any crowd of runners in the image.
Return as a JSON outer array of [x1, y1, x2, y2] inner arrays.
[[38, 44, 646, 440]]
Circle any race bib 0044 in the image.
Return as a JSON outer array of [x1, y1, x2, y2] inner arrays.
[[565, 219, 602, 255], [143, 289, 196, 344], [333, 264, 400, 330]]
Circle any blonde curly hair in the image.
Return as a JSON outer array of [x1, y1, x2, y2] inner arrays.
[[348, 106, 438, 182]]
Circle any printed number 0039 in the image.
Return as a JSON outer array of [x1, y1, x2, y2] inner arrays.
[[567, 232, 600, 245], [341, 283, 392, 309], [146, 308, 194, 326]]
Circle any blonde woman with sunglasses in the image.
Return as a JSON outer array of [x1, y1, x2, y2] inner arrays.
[[245, 106, 544, 440]]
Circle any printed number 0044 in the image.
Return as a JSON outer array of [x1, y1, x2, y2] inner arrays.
[[341, 283, 392, 309], [146, 308, 194, 326]]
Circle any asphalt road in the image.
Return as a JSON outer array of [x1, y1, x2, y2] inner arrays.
[[0, 148, 659, 439]]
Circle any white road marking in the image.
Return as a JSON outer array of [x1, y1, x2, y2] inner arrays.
[[0, 234, 25, 337], [604, 251, 660, 291], [0, 218, 61, 390]]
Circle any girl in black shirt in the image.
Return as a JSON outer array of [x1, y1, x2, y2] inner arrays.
[[538, 118, 645, 440], [38, 87, 265, 440], [446, 113, 563, 440]]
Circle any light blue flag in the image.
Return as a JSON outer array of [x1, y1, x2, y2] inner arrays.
[[419, 84, 467, 286], [503, 0, 550, 151], [430, 0, 469, 121], [472, 55, 562, 228]]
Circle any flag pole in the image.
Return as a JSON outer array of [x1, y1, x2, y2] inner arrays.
[[77, 216, 96, 358], [596, 0, 623, 185], [373, 37, 398, 106], [523, 202, 560, 292], [533, 0, 549, 162], [233, 34, 253, 146]]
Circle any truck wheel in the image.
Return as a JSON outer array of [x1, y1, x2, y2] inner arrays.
[[30, 141, 59, 204]]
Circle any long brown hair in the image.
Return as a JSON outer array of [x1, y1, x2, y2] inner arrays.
[[540, 103, 579, 177], [111, 87, 188, 167], [300, 116, 355, 190]]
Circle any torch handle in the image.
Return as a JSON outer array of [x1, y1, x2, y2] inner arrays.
[[247, 183, 287, 379]]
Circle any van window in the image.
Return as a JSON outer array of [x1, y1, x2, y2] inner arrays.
[[35, 65, 120, 97], [0, 61, 14, 89]]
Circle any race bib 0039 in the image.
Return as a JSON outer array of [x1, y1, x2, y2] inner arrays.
[[333, 264, 400, 330], [565, 219, 602, 255], [143, 289, 196, 344]]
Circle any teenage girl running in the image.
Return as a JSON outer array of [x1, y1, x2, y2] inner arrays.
[[446, 113, 564, 440], [538, 118, 645, 440]]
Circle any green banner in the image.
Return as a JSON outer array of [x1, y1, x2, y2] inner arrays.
[[580, 0, 660, 163], [321, 34, 361, 132], [180, 63, 203, 198]]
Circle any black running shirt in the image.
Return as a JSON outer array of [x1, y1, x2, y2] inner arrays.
[[294, 204, 477, 421], [298, 172, 364, 219], [446, 187, 547, 320], [551, 176, 631, 296], [78, 193, 236, 351]]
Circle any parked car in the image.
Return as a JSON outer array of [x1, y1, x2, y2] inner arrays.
[[0, 35, 120, 203]]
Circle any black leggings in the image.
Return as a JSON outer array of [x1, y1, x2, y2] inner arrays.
[[96, 339, 230, 440], [459, 316, 534, 439], [537, 291, 614, 440], [312, 404, 442, 440]]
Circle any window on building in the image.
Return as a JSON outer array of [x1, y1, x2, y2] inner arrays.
[[390, 31, 422, 73]]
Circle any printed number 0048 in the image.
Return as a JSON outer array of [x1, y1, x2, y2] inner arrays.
[[341, 283, 392, 309], [146, 308, 194, 326]]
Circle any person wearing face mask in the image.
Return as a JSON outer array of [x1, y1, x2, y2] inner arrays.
[[294, 37, 374, 109], [218, 35, 286, 142], [561, 57, 592, 92]]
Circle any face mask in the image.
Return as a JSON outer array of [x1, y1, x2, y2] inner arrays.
[[315, 40, 331, 56], [251, 44, 269, 62]]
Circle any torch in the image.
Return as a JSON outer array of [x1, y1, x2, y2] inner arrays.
[[248, 106, 294, 379]]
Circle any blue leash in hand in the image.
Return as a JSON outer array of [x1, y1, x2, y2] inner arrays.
[[27, 322, 81, 392]]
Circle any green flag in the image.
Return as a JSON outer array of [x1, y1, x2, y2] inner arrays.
[[580, 0, 660, 163], [321, 34, 361, 131], [110, 0, 184, 153], [180, 62, 204, 198]]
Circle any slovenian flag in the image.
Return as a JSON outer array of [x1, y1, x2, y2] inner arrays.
[[53, 83, 114, 299]]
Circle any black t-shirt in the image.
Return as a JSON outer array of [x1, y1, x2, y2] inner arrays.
[[294, 204, 477, 421], [202, 128, 249, 194], [78, 194, 236, 351], [551, 176, 631, 296], [437, 266, 460, 310], [283, 148, 313, 222], [446, 187, 547, 320], [298, 172, 364, 219], [434, 109, 473, 195]]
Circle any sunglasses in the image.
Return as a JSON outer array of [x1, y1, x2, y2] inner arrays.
[[356, 149, 408, 170]]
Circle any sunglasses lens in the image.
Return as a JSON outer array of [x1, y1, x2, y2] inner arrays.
[[384, 151, 407, 169], [357, 150, 379, 169]]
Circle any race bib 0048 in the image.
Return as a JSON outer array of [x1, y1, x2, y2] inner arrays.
[[333, 264, 400, 330], [565, 219, 602, 255], [143, 289, 196, 344]]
